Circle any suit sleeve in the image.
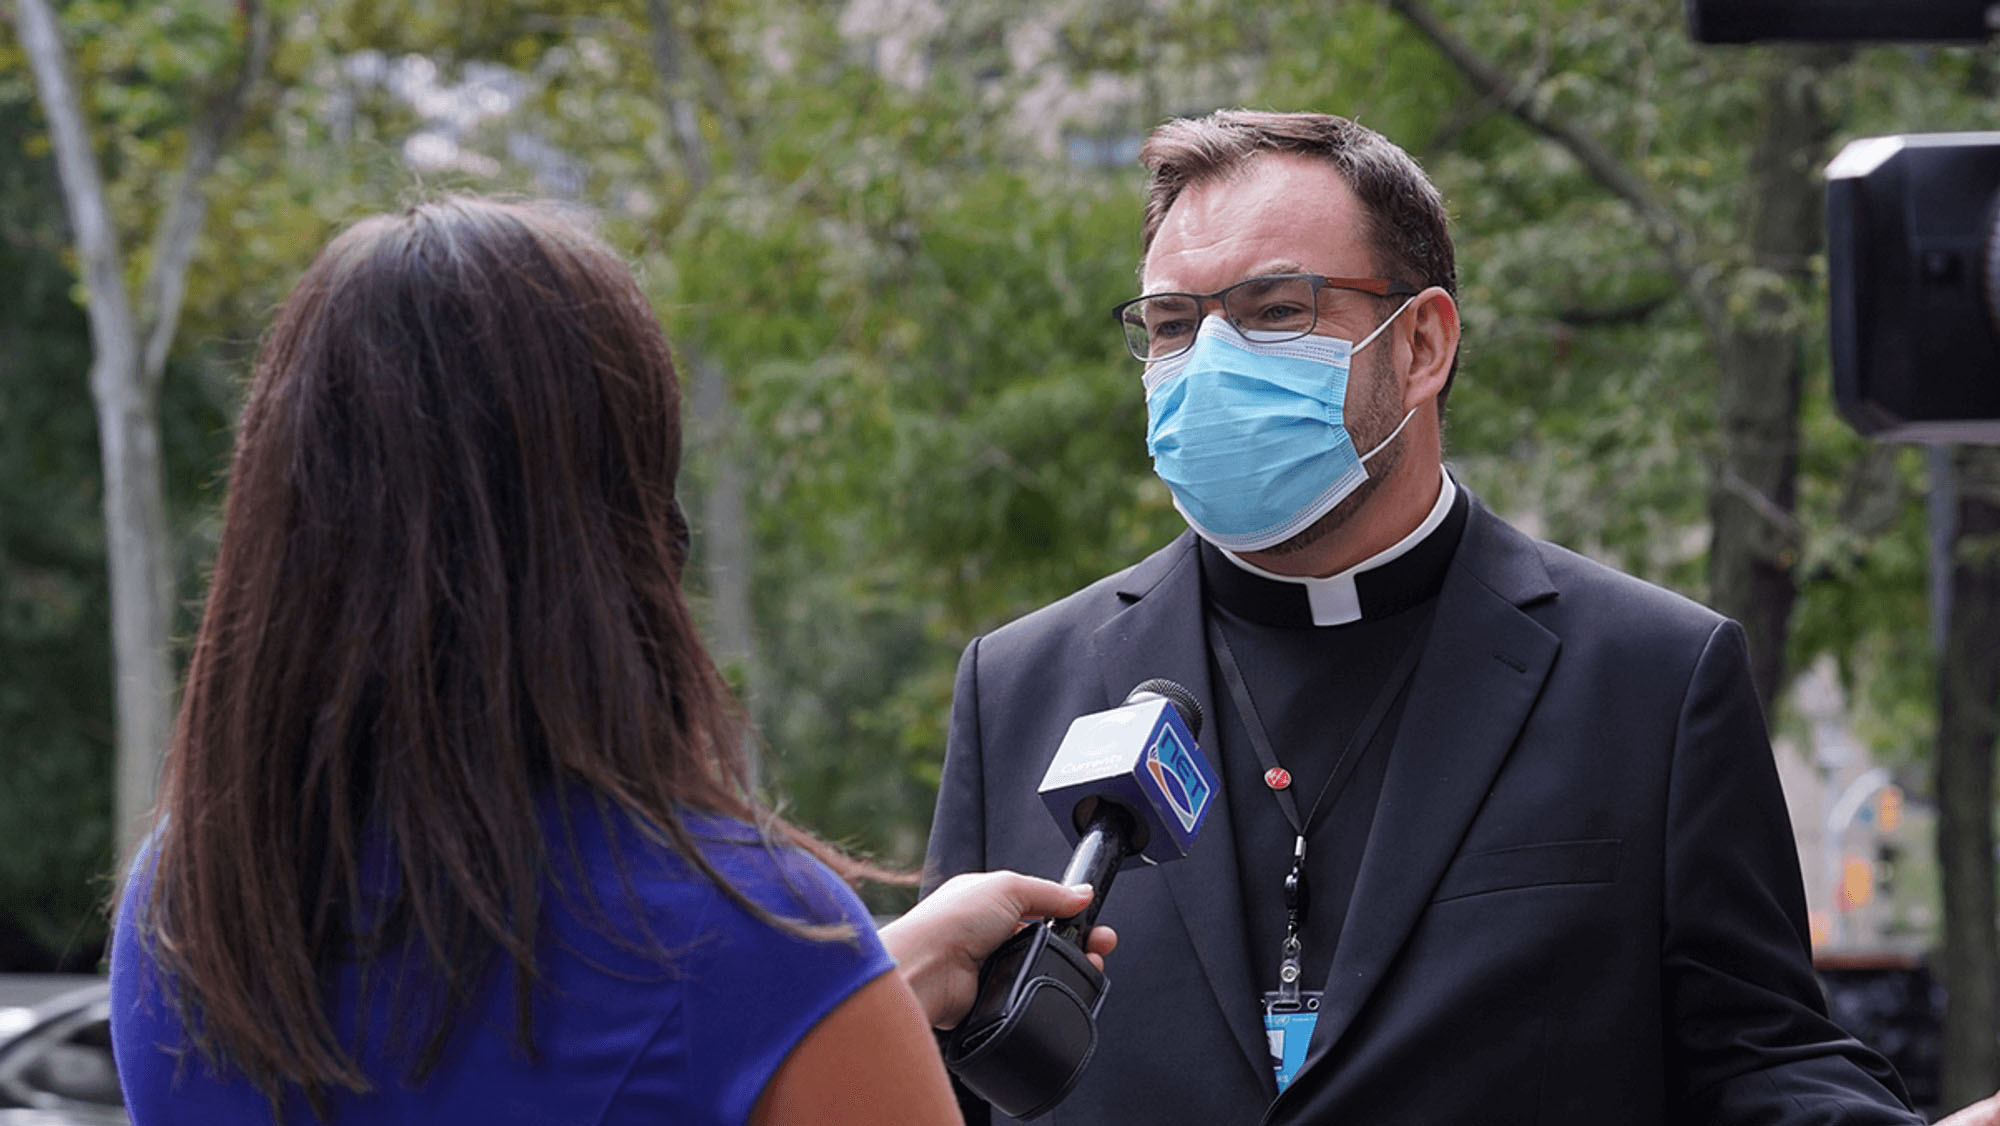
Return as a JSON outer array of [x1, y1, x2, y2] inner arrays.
[[923, 636, 990, 898], [1662, 620, 1919, 1124], [923, 637, 996, 1125]]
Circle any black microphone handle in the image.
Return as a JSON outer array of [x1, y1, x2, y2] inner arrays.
[[1051, 803, 1136, 946]]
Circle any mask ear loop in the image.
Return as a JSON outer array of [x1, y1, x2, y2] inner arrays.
[[1351, 294, 1419, 354], [1351, 294, 1423, 466], [1358, 407, 1418, 464]]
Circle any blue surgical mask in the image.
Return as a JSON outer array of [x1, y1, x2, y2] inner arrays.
[[1143, 300, 1416, 552]]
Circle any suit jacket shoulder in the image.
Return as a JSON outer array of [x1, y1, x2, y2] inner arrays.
[[1457, 494, 1733, 679], [972, 532, 1202, 692]]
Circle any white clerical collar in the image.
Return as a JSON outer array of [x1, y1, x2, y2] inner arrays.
[[1217, 467, 1458, 626]]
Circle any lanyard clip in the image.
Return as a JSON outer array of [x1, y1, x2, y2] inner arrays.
[[1276, 934, 1304, 1004], [1283, 835, 1310, 921], [1278, 831, 1309, 1006]]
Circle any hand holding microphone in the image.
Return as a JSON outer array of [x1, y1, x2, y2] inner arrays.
[[880, 872, 1119, 1029], [942, 680, 1217, 1119]]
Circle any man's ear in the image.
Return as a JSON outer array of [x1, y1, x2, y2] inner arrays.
[[1402, 287, 1460, 412]]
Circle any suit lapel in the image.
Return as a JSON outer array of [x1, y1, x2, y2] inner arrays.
[[1093, 533, 1269, 1091], [1300, 500, 1561, 1069]]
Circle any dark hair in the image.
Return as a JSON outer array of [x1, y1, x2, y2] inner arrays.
[[139, 197, 877, 1114], [1138, 110, 1460, 406]]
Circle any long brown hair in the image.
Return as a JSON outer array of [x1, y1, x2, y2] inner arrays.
[[141, 197, 873, 1112]]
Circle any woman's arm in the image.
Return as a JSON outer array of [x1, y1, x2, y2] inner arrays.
[[750, 870, 1120, 1125], [749, 970, 963, 1125]]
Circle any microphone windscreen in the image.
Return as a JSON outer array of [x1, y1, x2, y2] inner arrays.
[[1127, 678, 1203, 740]]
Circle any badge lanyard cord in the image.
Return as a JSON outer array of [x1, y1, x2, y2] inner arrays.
[[1203, 612, 1430, 1005]]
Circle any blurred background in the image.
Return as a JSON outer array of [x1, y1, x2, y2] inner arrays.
[[3, 0, 1999, 1116]]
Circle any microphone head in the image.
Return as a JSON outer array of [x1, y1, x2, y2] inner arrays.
[[1126, 678, 1203, 741], [1035, 683, 1219, 867]]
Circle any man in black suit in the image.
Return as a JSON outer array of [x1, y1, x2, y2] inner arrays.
[[920, 109, 1960, 1124]]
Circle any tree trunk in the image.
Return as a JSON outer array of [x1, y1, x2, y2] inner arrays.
[[16, 0, 272, 851], [1704, 54, 1831, 714], [1936, 445, 2000, 1109], [1707, 320, 1800, 714], [687, 355, 760, 695], [15, 0, 176, 851], [98, 380, 177, 852], [646, 0, 762, 763], [1708, 317, 1801, 714]]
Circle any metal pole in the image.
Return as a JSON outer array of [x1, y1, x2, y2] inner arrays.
[[1931, 443, 1957, 656], [1825, 766, 1894, 949]]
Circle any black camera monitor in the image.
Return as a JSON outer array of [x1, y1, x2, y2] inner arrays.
[[1686, 0, 1990, 43], [1828, 133, 2000, 442]]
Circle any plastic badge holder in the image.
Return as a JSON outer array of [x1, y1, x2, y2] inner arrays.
[[942, 919, 1107, 1120]]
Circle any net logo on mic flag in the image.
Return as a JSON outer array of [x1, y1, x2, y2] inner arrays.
[[1037, 693, 1219, 865], [1146, 725, 1210, 833]]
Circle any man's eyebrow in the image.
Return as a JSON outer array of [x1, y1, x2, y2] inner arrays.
[[1141, 261, 1314, 296]]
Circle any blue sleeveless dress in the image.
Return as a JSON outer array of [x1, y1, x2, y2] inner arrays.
[[109, 795, 895, 1125]]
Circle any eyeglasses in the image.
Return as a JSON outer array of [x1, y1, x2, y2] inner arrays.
[[1111, 273, 1421, 362]]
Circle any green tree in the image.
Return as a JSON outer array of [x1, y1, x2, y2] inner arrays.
[[10, 4, 1999, 1051], [0, 41, 237, 968], [11, 0, 276, 855]]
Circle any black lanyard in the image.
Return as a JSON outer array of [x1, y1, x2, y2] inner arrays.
[[1205, 611, 1430, 998]]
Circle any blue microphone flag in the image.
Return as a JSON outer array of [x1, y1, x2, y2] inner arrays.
[[1035, 694, 1218, 866]]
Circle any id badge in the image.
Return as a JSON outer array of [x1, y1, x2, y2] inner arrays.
[[1261, 990, 1323, 1093]]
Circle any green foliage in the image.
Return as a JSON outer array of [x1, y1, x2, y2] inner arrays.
[[8, 0, 1995, 931], [0, 99, 114, 964], [641, 43, 1180, 883], [0, 77, 234, 964]]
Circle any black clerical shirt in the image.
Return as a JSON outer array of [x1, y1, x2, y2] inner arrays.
[[1199, 480, 1469, 1010]]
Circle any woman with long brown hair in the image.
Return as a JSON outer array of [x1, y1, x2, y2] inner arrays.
[[108, 197, 1108, 1124]]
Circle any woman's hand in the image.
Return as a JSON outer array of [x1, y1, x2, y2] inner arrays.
[[1938, 1092, 2000, 1126], [878, 872, 1120, 1029]]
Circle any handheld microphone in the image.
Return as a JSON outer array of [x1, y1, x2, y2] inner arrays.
[[943, 680, 1217, 1120], [1039, 679, 1211, 944]]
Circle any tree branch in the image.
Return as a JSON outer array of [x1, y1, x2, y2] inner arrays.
[[13, 0, 140, 379], [1718, 465, 1802, 545], [1383, 0, 1723, 333], [138, 0, 277, 390], [1553, 295, 1669, 327]]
